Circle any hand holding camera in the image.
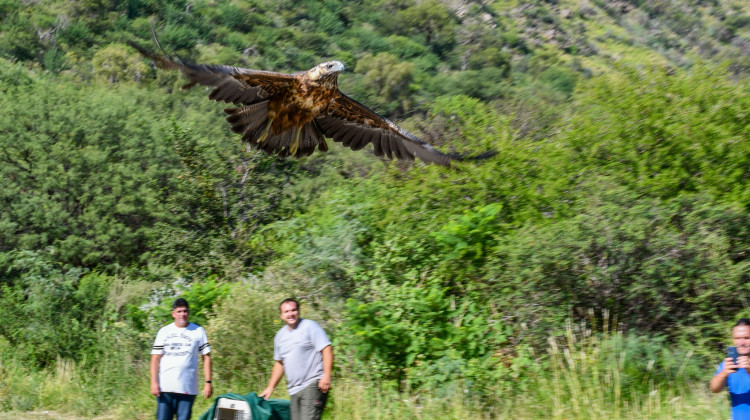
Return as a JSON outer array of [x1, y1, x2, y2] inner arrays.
[[725, 346, 750, 373]]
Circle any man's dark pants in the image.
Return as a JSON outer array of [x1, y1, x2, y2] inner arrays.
[[157, 392, 196, 420], [290, 381, 328, 420]]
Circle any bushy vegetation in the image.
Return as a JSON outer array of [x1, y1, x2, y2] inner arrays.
[[1, 0, 749, 418]]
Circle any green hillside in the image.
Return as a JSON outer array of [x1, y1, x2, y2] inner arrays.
[[1, 0, 749, 418]]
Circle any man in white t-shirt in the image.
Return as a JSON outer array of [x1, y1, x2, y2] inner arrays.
[[150, 298, 212, 420], [259, 298, 333, 420]]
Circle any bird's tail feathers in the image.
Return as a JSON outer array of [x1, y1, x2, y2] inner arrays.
[[224, 102, 269, 135]]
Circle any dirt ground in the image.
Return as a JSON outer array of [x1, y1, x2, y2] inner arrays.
[[0, 412, 119, 420]]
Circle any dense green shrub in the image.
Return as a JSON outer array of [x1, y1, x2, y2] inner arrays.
[[563, 63, 750, 203], [487, 186, 750, 346], [203, 286, 282, 388], [0, 251, 111, 366], [0, 69, 183, 267]]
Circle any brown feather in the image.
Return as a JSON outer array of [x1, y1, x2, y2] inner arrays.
[[372, 131, 384, 157], [380, 133, 393, 159], [299, 124, 319, 157], [265, 130, 288, 154], [243, 119, 270, 145], [391, 136, 405, 160], [130, 42, 478, 165], [336, 126, 359, 147], [350, 130, 372, 151], [225, 101, 269, 134], [313, 121, 328, 153]]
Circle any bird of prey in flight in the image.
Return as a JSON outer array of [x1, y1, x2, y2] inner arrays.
[[131, 43, 488, 166]]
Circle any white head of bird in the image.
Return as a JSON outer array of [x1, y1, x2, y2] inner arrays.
[[307, 61, 345, 83]]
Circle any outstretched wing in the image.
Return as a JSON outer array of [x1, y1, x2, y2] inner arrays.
[[131, 43, 325, 157], [131, 43, 488, 165], [129, 42, 293, 104], [316, 94, 454, 167]]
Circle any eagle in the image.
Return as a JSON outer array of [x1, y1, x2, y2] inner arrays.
[[131, 43, 487, 166]]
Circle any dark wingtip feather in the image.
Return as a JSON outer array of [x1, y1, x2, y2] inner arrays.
[[128, 40, 182, 71], [447, 150, 497, 162], [127, 41, 151, 58]]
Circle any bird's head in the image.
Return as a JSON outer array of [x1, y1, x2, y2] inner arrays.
[[307, 61, 345, 85]]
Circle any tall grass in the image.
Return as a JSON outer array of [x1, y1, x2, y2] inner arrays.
[[0, 320, 730, 419], [516, 316, 725, 419], [324, 315, 728, 419]]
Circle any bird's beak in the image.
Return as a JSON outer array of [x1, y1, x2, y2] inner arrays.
[[332, 61, 346, 73]]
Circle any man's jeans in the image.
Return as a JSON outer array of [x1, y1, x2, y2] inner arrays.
[[157, 392, 196, 420], [290, 381, 328, 420]]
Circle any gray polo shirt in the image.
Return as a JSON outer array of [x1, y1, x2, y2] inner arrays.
[[273, 318, 331, 395]]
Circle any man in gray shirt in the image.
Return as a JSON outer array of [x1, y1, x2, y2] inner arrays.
[[259, 298, 333, 420]]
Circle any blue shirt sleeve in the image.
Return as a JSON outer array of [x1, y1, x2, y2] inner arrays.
[[716, 360, 726, 377]]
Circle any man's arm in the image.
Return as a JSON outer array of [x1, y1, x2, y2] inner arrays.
[[259, 360, 285, 400], [318, 345, 333, 393], [150, 354, 162, 397], [710, 358, 737, 393], [202, 353, 213, 399]]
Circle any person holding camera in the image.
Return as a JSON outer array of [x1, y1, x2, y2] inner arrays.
[[710, 318, 750, 419]]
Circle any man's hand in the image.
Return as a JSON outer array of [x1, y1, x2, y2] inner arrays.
[[738, 355, 750, 370], [150, 354, 162, 397], [318, 373, 331, 393], [725, 357, 740, 373], [260, 361, 285, 400], [710, 357, 738, 393], [201, 354, 212, 399], [259, 386, 274, 400], [319, 345, 333, 393]]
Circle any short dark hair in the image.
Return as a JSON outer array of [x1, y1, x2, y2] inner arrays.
[[172, 298, 189, 310], [736, 318, 750, 327], [280, 298, 299, 312]]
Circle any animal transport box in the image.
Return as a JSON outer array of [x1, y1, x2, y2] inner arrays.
[[213, 397, 251, 420]]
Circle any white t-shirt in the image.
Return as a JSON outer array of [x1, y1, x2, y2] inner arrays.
[[273, 319, 331, 395], [151, 322, 211, 395]]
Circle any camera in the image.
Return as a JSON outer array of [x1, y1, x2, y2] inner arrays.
[[727, 346, 739, 365]]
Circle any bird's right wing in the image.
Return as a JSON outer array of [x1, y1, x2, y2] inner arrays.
[[129, 42, 294, 105]]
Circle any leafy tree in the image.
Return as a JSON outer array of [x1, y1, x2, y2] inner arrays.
[[427, 67, 511, 100], [150, 123, 301, 273], [0, 251, 111, 366], [563, 63, 750, 204], [0, 8, 43, 61], [0, 74, 182, 266], [343, 263, 512, 390], [432, 203, 504, 263], [392, 0, 457, 57], [353, 52, 415, 117], [203, 286, 280, 386], [137, 276, 232, 329], [487, 184, 750, 346], [92, 43, 150, 83], [42, 47, 68, 73]]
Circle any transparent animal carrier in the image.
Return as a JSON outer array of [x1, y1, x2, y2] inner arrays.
[[213, 397, 252, 420]]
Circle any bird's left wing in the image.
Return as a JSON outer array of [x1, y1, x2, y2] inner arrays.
[[316, 95, 454, 166]]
